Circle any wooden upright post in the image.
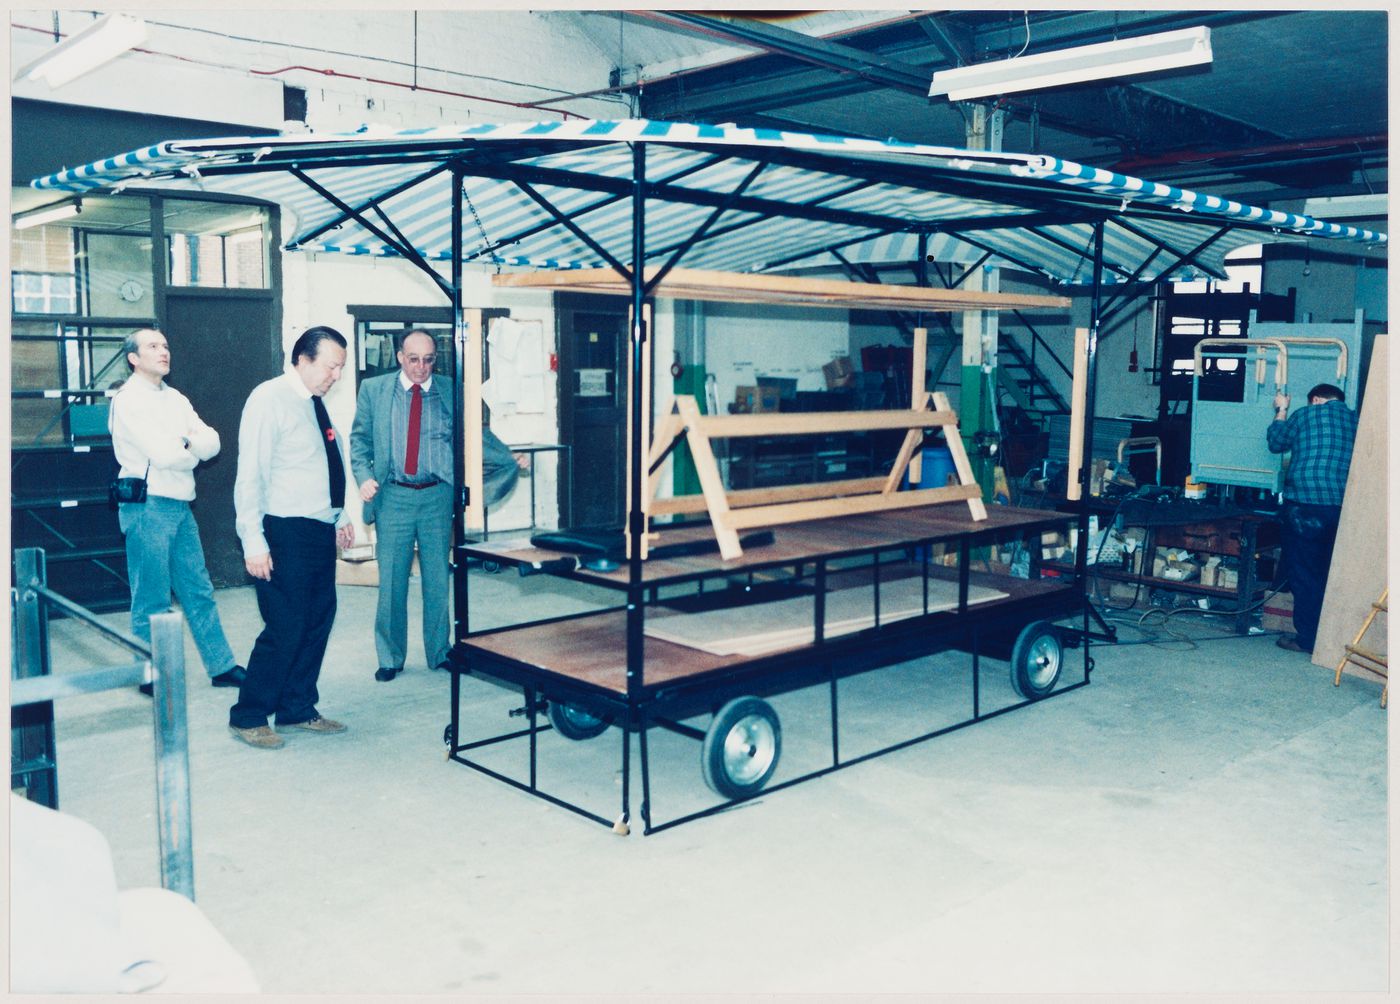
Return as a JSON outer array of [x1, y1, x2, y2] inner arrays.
[[463, 308, 486, 530], [909, 326, 928, 484], [1066, 327, 1089, 502]]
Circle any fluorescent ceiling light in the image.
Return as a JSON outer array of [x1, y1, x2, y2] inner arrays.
[[929, 26, 1212, 101], [1303, 194, 1387, 219], [13, 200, 82, 230], [16, 13, 148, 89]]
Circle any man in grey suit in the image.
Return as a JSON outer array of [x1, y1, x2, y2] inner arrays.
[[350, 330, 519, 682]]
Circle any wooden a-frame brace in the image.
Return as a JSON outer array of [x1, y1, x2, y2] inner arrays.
[[644, 391, 986, 560]]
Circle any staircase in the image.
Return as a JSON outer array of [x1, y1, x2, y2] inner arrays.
[[996, 331, 1070, 430]]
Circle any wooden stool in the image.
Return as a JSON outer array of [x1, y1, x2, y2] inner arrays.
[[1335, 587, 1388, 707]]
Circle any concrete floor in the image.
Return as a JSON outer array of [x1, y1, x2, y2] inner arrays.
[[38, 571, 1388, 995]]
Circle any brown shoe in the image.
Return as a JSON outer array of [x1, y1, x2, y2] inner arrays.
[[1276, 634, 1310, 653], [275, 716, 347, 735], [229, 725, 285, 749]]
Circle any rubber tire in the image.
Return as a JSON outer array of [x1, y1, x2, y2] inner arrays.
[[443, 723, 455, 747], [547, 701, 611, 740], [1010, 620, 1063, 700], [701, 696, 782, 800]]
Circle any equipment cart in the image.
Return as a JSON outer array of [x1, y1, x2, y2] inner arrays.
[[448, 505, 1084, 834]]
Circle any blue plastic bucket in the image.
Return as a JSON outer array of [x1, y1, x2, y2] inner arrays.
[[915, 446, 956, 489]]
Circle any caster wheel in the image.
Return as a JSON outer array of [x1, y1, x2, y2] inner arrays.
[[547, 701, 611, 740], [701, 696, 781, 800], [1010, 620, 1063, 700], [443, 723, 456, 746]]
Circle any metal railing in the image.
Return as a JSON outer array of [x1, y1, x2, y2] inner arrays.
[[10, 547, 195, 900]]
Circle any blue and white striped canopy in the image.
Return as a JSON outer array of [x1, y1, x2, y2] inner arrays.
[[29, 118, 1386, 284]]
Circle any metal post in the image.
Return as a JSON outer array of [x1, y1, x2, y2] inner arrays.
[[450, 165, 469, 639], [618, 139, 646, 838], [1078, 222, 1106, 679], [148, 611, 194, 900], [12, 548, 57, 808]]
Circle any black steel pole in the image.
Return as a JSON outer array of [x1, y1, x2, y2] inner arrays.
[[1074, 222, 1106, 582], [450, 166, 469, 641], [1077, 222, 1105, 678], [621, 140, 648, 833]]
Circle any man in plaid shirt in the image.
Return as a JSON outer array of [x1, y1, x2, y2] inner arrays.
[[1266, 382, 1358, 654]]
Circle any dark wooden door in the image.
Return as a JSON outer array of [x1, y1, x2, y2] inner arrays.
[[557, 294, 630, 529], [163, 292, 277, 586]]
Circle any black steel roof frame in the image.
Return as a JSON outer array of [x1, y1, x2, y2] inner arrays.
[[150, 135, 1339, 288]]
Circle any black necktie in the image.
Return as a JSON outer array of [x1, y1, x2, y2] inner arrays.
[[312, 396, 346, 509]]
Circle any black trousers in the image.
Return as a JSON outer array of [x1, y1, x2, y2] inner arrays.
[[1281, 501, 1342, 652], [229, 516, 337, 728]]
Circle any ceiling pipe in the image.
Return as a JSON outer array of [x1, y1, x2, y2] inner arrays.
[[1112, 133, 1387, 173]]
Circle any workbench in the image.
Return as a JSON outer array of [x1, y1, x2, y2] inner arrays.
[[1051, 496, 1280, 633]]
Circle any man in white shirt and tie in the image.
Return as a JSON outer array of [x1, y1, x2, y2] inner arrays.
[[230, 326, 355, 749], [109, 328, 245, 695]]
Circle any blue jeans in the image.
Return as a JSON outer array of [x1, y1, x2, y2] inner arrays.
[[1280, 501, 1342, 652], [118, 496, 237, 678]]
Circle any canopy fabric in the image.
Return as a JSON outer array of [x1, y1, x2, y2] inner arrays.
[[28, 118, 1386, 284]]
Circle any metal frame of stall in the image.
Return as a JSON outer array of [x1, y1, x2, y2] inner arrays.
[[450, 509, 1085, 834], [29, 120, 1385, 835]]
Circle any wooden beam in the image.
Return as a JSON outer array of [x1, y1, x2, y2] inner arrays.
[[463, 308, 485, 531], [651, 476, 890, 516], [646, 410, 686, 510], [1066, 327, 1089, 502], [882, 428, 927, 495], [931, 390, 987, 521], [695, 408, 956, 437], [493, 266, 1070, 313], [722, 483, 982, 530], [675, 395, 743, 560], [909, 325, 928, 483]]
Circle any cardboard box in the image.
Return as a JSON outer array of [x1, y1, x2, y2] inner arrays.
[[1262, 591, 1295, 633], [822, 356, 855, 389], [734, 385, 782, 413], [336, 558, 381, 587]]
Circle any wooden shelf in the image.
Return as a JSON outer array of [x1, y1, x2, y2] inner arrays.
[[492, 266, 1070, 313], [461, 504, 1072, 588], [1046, 560, 1265, 599], [462, 570, 1073, 695]]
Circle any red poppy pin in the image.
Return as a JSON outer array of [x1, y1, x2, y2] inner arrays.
[[326, 430, 335, 441]]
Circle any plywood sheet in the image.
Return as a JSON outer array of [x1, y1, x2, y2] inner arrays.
[[645, 576, 1008, 656], [1313, 335, 1387, 679]]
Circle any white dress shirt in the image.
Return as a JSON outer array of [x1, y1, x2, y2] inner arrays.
[[234, 371, 350, 558], [109, 376, 220, 502]]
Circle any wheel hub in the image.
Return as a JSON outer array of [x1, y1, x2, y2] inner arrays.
[[723, 715, 776, 784]]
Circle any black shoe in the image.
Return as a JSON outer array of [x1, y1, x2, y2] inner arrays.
[[138, 682, 154, 697], [375, 666, 401, 682], [211, 665, 248, 688]]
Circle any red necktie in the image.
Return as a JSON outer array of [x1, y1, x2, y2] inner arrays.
[[404, 383, 422, 476]]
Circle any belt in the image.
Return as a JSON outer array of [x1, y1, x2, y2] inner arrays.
[[390, 478, 444, 490]]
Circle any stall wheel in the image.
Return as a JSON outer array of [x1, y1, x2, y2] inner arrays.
[[547, 701, 611, 740], [1010, 620, 1063, 700], [701, 696, 781, 800], [443, 723, 455, 746]]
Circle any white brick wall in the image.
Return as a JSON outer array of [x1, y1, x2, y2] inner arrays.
[[11, 9, 627, 130]]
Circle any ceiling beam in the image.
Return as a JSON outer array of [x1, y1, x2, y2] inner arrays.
[[631, 10, 933, 95]]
